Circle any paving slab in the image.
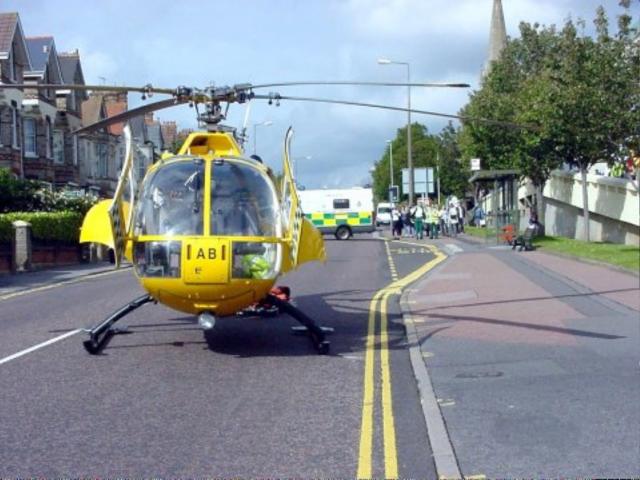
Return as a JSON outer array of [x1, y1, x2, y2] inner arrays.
[[402, 236, 640, 478]]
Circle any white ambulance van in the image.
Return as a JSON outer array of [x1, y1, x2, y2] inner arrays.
[[298, 187, 375, 240], [375, 202, 393, 226]]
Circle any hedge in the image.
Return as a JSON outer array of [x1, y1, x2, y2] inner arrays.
[[0, 211, 84, 244]]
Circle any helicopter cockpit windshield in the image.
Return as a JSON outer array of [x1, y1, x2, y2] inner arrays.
[[134, 159, 204, 236], [210, 160, 279, 238]]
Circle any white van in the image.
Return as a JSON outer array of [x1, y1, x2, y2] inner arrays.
[[298, 187, 375, 240], [375, 202, 393, 227]]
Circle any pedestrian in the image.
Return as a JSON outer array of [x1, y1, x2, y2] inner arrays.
[[428, 203, 440, 239], [473, 205, 486, 227], [456, 203, 465, 233], [402, 205, 414, 237], [440, 205, 448, 237], [413, 202, 426, 240], [448, 202, 458, 237], [391, 206, 403, 240]]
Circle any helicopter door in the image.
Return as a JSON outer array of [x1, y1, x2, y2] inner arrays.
[[182, 238, 231, 284], [110, 124, 135, 267], [281, 127, 304, 267]]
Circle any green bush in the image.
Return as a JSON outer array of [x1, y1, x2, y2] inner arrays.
[[0, 211, 83, 244], [0, 168, 98, 215], [38, 189, 98, 216], [0, 168, 43, 212]]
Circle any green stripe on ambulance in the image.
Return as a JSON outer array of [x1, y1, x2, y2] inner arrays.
[[307, 211, 372, 227]]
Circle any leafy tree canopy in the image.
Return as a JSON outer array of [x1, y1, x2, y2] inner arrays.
[[372, 122, 469, 203]]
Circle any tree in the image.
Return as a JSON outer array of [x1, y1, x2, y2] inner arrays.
[[372, 123, 469, 203], [436, 123, 469, 200], [459, 3, 639, 241], [459, 21, 564, 226], [540, 7, 639, 241]]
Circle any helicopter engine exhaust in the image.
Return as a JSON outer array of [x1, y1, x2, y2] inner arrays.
[[198, 311, 216, 330]]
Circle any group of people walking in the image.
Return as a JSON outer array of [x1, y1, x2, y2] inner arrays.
[[390, 200, 465, 240]]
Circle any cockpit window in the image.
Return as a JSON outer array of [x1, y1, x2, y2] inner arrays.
[[210, 160, 279, 237], [134, 159, 204, 236]]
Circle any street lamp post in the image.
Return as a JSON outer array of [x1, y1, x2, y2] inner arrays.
[[378, 58, 413, 205], [387, 140, 394, 201], [253, 120, 272, 155], [292, 155, 312, 180]]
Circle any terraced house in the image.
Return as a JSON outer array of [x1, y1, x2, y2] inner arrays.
[[0, 12, 30, 177], [1, 11, 174, 197], [22, 35, 63, 183]]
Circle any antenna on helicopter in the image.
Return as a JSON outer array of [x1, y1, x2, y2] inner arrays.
[[239, 101, 253, 148]]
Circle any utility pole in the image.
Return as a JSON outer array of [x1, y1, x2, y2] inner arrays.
[[387, 140, 394, 201], [378, 58, 413, 204]]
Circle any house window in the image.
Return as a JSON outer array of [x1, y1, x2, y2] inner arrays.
[[45, 118, 52, 158], [53, 130, 64, 165], [9, 46, 16, 81], [73, 135, 78, 166], [11, 107, 18, 148], [24, 118, 36, 156], [96, 143, 108, 177]]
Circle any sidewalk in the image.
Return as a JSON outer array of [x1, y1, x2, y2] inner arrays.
[[401, 234, 640, 478], [0, 262, 124, 298]]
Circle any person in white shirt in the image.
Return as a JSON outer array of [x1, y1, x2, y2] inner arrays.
[[412, 202, 426, 239], [391, 207, 403, 240], [448, 203, 458, 237]]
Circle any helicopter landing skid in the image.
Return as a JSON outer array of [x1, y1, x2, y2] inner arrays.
[[83, 294, 154, 354], [266, 292, 331, 355]]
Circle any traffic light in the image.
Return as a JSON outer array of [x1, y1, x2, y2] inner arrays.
[[388, 185, 399, 202]]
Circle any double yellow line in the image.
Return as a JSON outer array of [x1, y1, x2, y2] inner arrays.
[[357, 241, 447, 479]]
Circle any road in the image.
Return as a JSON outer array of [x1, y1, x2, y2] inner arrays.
[[0, 235, 437, 477]]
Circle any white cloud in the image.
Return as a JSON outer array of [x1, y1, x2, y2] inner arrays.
[[3, 0, 626, 190]]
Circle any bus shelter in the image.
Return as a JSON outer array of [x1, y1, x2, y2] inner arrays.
[[469, 169, 520, 244]]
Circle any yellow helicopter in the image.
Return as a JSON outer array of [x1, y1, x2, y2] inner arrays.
[[82, 120, 329, 353], [4, 80, 531, 355]]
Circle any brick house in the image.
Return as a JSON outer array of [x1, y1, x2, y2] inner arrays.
[[80, 93, 121, 196], [22, 35, 63, 183], [54, 50, 87, 186], [0, 12, 30, 178]]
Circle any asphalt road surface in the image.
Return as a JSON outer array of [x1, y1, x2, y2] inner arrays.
[[0, 235, 437, 477]]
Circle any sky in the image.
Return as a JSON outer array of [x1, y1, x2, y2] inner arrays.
[[4, 0, 632, 189]]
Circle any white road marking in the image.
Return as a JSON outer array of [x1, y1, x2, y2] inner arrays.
[[443, 244, 464, 255], [0, 329, 82, 366]]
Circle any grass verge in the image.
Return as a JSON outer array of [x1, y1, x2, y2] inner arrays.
[[464, 226, 639, 272]]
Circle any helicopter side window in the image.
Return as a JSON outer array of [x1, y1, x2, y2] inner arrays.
[[210, 160, 278, 237], [134, 160, 204, 236]]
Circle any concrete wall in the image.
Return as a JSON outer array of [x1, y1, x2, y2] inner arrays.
[[479, 169, 639, 245], [502, 170, 639, 245], [539, 171, 639, 245]]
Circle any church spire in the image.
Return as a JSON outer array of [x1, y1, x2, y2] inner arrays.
[[483, 0, 508, 78]]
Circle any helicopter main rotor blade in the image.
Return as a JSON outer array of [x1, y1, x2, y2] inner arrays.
[[250, 81, 470, 89], [252, 94, 538, 131], [0, 83, 177, 96], [74, 97, 186, 135]]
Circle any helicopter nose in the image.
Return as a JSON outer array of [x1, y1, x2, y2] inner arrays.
[[198, 311, 216, 330]]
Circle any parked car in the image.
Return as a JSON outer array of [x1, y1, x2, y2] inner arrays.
[[375, 202, 393, 227]]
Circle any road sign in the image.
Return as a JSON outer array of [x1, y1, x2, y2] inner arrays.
[[471, 158, 481, 171], [402, 168, 434, 195], [388, 185, 399, 202]]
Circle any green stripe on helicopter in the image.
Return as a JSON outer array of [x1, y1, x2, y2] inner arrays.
[[306, 211, 372, 227]]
